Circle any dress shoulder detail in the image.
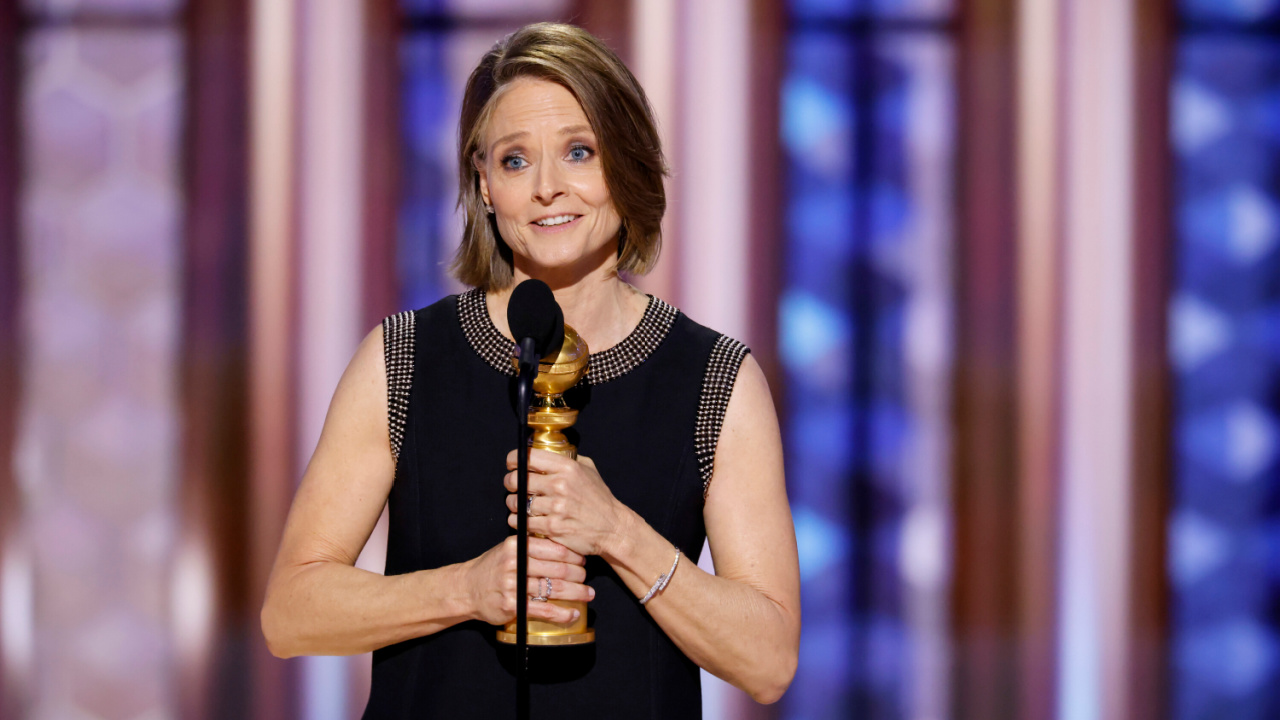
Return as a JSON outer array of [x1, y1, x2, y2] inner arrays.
[[382, 310, 416, 461], [695, 334, 751, 497]]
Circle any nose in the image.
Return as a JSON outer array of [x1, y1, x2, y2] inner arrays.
[[532, 159, 566, 205]]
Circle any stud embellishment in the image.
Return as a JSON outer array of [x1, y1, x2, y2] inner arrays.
[[695, 335, 749, 497], [382, 310, 416, 461], [456, 288, 676, 386]]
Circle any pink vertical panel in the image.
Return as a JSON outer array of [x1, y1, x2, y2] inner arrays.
[[1016, 0, 1067, 716], [18, 26, 183, 720], [629, 0, 681, 306], [248, 0, 300, 715], [1058, 0, 1138, 718], [677, 0, 749, 342]]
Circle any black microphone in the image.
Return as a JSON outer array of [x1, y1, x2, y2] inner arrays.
[[506, 278, 564, 716], [508, 279, 565, 364]]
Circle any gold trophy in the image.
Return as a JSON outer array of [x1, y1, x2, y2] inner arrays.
[[497, 323, 595, 645]]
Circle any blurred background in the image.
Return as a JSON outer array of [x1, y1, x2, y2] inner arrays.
[[0, 0, 1274, 718]]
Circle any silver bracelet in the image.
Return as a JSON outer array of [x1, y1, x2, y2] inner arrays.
[[639, 548, 681, 606]]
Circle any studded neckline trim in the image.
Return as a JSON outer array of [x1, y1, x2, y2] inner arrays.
[[456, 286, 678, 385]]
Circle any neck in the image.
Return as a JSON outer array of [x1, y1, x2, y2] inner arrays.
[[488, 250, 648, 353]]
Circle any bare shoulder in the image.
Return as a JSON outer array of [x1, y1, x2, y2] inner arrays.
[[705, 353, 784, 504], [719, 353, 776, 441], [329, 323, 390, 426], [702, 352, 796, 593]]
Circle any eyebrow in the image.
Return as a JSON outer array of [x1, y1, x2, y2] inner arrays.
[[490, 125, 596, 150], [492, 131, 528, 148]]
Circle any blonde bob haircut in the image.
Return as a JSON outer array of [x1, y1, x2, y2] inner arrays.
[[452, 23, 668, 291]]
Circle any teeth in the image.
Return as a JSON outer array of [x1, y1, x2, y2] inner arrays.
[[535, 215, 576, 227]]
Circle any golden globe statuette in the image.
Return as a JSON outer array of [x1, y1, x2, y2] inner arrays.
[[497, 324, 595, 646]]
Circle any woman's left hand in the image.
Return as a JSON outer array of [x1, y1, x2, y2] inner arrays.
[[504, 448, 628, 558]]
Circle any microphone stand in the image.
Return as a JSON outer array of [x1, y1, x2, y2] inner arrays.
[[514, 337, 538, 720]]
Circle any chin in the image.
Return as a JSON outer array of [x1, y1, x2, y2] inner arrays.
[[515, 243, 617, 278]]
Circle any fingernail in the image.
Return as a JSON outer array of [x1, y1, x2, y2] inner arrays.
[[588, 588, 595, 599], [572, 610, 581, 621]]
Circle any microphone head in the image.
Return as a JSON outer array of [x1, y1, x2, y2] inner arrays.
[[507, 279, 565, 361]]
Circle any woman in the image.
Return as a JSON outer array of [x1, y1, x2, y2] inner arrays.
[[261, 23, 800, 718]]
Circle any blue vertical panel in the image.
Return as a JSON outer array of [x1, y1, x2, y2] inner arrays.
[[781, 12, 954, 718], [792, 0, 953, 21], [1181, 0, 1280, 22], [1170, 34, 1280, 720], [401, 0, 447, 12], [399, 32, 455, 310], [403, 0, 565, 17], [781, 31, 860, 718]]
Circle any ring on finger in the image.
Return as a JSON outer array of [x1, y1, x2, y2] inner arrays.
[[544, 577, 554, 600], [532, 578, 548, 602], [526, 494, 535, 517]]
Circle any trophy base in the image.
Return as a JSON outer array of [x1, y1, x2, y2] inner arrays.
[[496, 628, 595, 646]]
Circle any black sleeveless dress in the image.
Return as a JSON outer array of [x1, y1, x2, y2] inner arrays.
[[363, 288, 749, 719]]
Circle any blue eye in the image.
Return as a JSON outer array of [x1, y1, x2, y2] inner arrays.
[[503, 155, 527, 170], [568, 145, 592, 162]]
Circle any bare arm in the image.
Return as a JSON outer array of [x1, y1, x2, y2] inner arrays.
[[505, 354, 801, 703], [261, 325, 590, 658], [605, 354, 800, 703]]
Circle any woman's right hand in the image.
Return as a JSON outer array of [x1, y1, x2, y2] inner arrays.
[[464, 535, 594, 625]]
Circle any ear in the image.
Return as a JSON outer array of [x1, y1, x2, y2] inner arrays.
[[474, 153, 491, 208]]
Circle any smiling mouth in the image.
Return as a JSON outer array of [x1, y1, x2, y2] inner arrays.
[[533, 214, 581, 227]]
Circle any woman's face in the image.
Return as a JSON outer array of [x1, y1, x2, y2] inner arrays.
[[477, 77, 622, 280]]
